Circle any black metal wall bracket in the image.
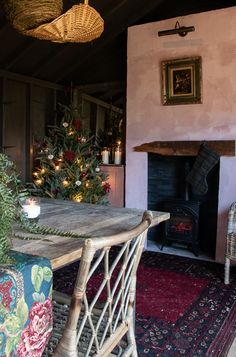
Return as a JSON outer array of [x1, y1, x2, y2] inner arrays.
[[158, 21, 195, 37]]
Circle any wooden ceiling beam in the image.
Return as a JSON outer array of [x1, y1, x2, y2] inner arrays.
[[0, 69, 64, 89], [29, 44, 69, 77], [4, 40, 36, 70], [75, 81, 125, 93], [0, 24, 11, 38]]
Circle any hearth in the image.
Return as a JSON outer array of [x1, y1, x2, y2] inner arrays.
[[147, 153, 219, 258], [162, 199, 200, 256]]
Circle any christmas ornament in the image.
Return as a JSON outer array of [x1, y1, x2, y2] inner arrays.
[[73, 119, 82, 131], [33, 103, 109, 204], [64, 150, 76, 162], [103, 182, 111, 193], [52, 188, 59, 194]]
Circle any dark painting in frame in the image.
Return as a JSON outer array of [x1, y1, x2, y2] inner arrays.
[[162, 56, 202, 105]]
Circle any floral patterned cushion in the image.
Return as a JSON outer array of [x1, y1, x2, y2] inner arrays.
[[0, 251, 53, 357]]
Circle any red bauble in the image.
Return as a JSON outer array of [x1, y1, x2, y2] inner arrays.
[[73, 119, 82, 131], [81, 172, 87, 178], [103, 182, 111, 193], [64, 150, 76, 162]]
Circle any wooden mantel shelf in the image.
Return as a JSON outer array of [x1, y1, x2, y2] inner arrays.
[[134, 140, 236, 156]]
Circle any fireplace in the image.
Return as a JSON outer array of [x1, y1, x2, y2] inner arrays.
[[147, 153, 219, 258], [162, 199, 200, 256], [127, 140, 236, 263]]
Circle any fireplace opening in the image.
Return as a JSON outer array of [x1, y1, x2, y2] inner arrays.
[[162, 199, 200, 256], [147, 153, 219, 259]]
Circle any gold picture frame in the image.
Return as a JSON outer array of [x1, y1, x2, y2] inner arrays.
[[162, 56, 202, 105]]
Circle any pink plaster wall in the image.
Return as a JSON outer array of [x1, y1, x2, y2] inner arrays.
[[126, 7, 236, 262]]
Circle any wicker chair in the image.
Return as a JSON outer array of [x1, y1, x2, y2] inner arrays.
[[43, 210, 153, 357], [224, 202, 236, 284]]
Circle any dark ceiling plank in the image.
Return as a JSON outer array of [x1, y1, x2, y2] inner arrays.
[[76, 81, 125, 94], [4, 40, 36, 70], [29, 44, 69, 77], [54, 0, 165, 83], [0, 23, 11, 37], [0, 70, 64, 89]]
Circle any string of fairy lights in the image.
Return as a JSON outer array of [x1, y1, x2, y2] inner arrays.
[[32, 116, 110, 204]]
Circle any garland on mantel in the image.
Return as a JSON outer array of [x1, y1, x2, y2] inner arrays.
[[0, 153, 86, 264]]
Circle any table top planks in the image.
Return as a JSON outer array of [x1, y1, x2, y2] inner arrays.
[[11, 199, 170, 270]]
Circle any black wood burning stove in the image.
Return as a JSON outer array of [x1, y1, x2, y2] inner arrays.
[[162, 199, 200, 256]]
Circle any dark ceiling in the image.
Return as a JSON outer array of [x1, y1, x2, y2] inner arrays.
[[0, 0, 235, 107]]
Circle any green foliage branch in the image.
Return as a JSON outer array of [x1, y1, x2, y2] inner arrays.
[[33, 104, 110, 204], [0, 153, 86, 264]]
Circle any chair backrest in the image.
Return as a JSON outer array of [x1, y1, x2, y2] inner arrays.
[[53, 210, 153, 357], [226, 202, 236, 259], [227, 202, 236, 234]]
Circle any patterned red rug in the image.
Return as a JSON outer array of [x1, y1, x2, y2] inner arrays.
[[53, 251, 236, 357]]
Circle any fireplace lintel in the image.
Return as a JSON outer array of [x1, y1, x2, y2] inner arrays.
[[134, 140, 236, 156]]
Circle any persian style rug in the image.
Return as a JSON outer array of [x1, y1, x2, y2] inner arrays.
[[53, 251, 236, 357]]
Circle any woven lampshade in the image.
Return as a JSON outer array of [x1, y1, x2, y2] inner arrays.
[[24, 0, 104, 43], [6, 0, 63, 31]]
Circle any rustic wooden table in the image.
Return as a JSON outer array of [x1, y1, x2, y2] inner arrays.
[[11, 198, 170, 270]]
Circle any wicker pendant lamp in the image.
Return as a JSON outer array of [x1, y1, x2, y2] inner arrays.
[[24, 0, 104, 43], [5, 0, 63, 31]]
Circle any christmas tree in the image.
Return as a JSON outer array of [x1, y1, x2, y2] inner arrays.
[[33, 104, 110, 204]]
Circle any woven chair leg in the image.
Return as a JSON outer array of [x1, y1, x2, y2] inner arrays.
[[224, 257, 230, 284], [53, 329, 78, 357], [126, 312, 137, 357], [128, 330, 138, 357], [121, 345, 135, 357]]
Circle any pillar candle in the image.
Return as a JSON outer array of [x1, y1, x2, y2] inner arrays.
[[114, 149, 122, 165], [102, 149, 109, 164]]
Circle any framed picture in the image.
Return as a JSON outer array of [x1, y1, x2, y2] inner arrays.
[[162, 56, 202, 105]]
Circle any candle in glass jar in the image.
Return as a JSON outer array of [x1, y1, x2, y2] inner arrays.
[[102, 149, 109, 164], [114, 149, 122, 165], [22, 198, 40, 219]]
